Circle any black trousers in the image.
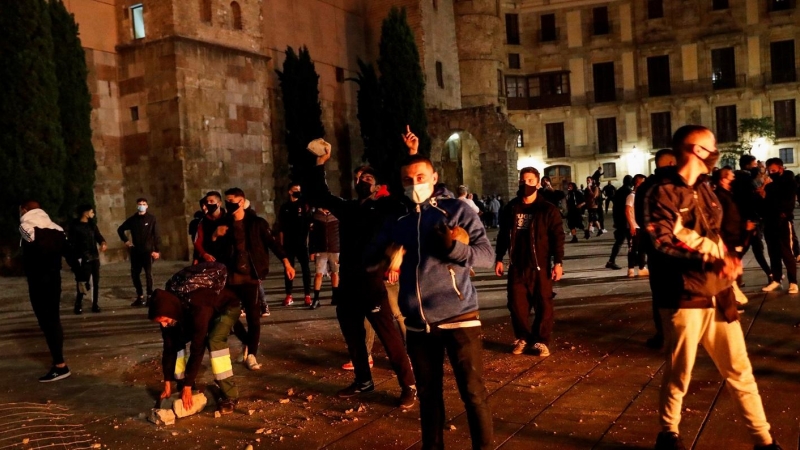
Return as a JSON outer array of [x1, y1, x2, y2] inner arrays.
[[130, 251, 153, 297], [230, 282, 262, 356], [284, 245, 311, 296], [765, 219, 797, 284], [608, 228, 631, 263], [407, 326, 493, 450], [75, 259, 100, 305], [604, 198, 612, 214], [507, 267, 553, 344], [335, 283, 414, 389], [27, 270, 65, 366], [740, 225, 771, 278], [628, 232, 647, 270]]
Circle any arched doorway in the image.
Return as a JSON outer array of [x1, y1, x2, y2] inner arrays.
[[545, 164, 572, 190], [440, 131, 482, 195]]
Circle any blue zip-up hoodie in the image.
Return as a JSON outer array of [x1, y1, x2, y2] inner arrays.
[[371, 196, 494, 330]]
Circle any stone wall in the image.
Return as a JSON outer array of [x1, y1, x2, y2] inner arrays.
[[454, 0, 504, 108]]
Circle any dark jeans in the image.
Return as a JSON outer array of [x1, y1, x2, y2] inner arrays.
[[628, 231, 646, 270], [507, 268, 553, 344], [765, 219, 797, 284], [285, 245, 311, 296], [740, 225, 771, 278], [27, 270, 65, 366], [407, 326, 493, 450], [604, 198, 612, 214], [130, 251, 153, 298], [75, 259, 100, 305], [608, 228, 631, 263], [230, 282, 262, 356], [335, 283, 414, 389]]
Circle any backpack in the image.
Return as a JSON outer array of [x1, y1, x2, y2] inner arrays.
[[165, 261, 227, 301]]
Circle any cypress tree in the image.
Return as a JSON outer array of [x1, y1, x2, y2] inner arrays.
[[353, 58, 384, 166], [50, 0, 96, 219], [0, 0, 66, 238], [377, 6, 430, 191], [276, 46, 325, 184]]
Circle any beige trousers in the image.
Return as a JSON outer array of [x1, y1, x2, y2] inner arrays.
[[660, 304, 771, 446]]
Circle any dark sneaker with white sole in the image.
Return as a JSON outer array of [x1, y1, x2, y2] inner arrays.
[[655, 431, 686, 450], [39, 365, 71, 383], [337, 380, 375, 398]]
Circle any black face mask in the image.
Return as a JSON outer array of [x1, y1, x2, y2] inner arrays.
[[750, 168, 760, 179], [700, 151, 720, 173], [291, 191, 302, 199], [769, 172, 781, 182], [520, 184, 538, 197], [355, 181, 373, 199], [225, 201, 240, 215], [206, 204, 219, 214]]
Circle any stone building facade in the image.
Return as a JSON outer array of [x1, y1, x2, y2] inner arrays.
[[65, 0, 519, 260], [503, 0, 800, 188]]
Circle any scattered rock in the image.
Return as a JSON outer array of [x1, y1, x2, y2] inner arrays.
[[214, 411, 221, 418], [91, 444, 101, 449], [356, 404, 366, 413], [345, 408, 354, 414], [173, 393, 208, 418], [245, 445, 253, 450], [255, 428, 265, 434], [247, 410, 255, 416], [148, 408, 176, 426], [278, 398, 290, 404], [306, 395, 313, 402], [287, 388, 295, 396], [171, 432, 179, 436], [22, 439, 29, 444], [448, 424, 456, 431]]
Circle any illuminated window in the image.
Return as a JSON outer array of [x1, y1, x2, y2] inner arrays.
[[131, 4, 145, 39], [779, 148, 794, 164], [516, 130, 524, 148]]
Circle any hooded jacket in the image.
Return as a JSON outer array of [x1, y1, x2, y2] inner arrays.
[[370, 197, 494, 330], [495, 194, 564, 270], [19, 209, 71, 276]]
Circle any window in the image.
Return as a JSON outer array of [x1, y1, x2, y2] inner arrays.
[[335, 67, 345, 83], [545, 123, 566, 158], [768, 0, 793, 11], [647, 0, 664, 19], [647, 55, 671, 96], [230, 1, 242, 30], [651, 112, 672, 149], [593, 7, 610, 35], [435, 61, 444, 88], [131, 4, 145, 39], [516, 130, 525, 148], [505, 14, 520, 45], [775, 100, 797, 138], [770, 40, 796, 83], [532, 72, 570, 96], [505, 76, 527, 97], [602, 162, 617, 178], [497, 70, 504, 97], [130, 106, 139, 121], [200, 0, 212, 23], [779, 148, 794, 164], [508, 53, 521, 69], [711, 47, 736, 89], [597, 117, 618, 154], [593, 62, 616, 102], [712, 0, 729, 9], [540, 13, 556, 42], [715, 105, 737, 143]]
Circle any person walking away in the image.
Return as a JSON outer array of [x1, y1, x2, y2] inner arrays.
[[605, 175, 633, 270], [19, 200, 76, 382], [566, 182, 585, 243], [487, 196, 500, 228], [68, 204, 107, 314], [602, 181, 616, 214], [626, 174, 648, 277], [495, 167, 564, 357], [117, 198, 160, 306], [278, 183, 312, 306], [643, 125, 781, 450], [583, 177, 603, 238], [760, 158, 798, 294], [309, 207, 340, 310]]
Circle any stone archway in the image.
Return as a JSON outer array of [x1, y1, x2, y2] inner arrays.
[[427, 106, 518, 199]]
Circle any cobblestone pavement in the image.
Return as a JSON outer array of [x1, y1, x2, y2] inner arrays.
[[0, 228, 797, 450]]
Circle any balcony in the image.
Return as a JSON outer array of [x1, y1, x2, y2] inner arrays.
[[507, 93, 571, 111], [712, 73, 746, 90], [539, 28, 559, 43], [592, 21, 612, 36], [546, 144, 569, 159], [765, 68, 798, 85]]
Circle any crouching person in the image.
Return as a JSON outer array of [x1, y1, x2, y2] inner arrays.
[[148, 262, 241, 415]]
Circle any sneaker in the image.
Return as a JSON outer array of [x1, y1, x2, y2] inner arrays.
[[282, 295, 293, 306], [597, 229, 605, 236], [341, 355, 373, 371], [605, 261, 621, 270], [260, 303, 270, 317], [789, 283, 799, 294], [584, 230, 590, 240], [733, 283, 749, 305], [602, 229, 608, 233], [532, 342, 550, 357], [131, 297, 145, 307], [627, 268, 635, 278], [754, 441, 783, 450], [310, 299, 320, 310], [655, 431, 686, 450], [39, 365, 71, 383], [645, 335, 664, 350], [638, 267, 650, 277], [245, 354, 262, 370], [399, 386, 417, 409], [570, 236, 579, 243], [511, 339, 527, 355], [91, 304, 101, 313], [304, 295, 312, 306], [73, 302, 82, 315], [217, 398, 238, 415], [762, 281, 782, 292], [337, 380, 375, 398]]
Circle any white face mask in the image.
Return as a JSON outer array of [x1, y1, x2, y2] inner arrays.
[[404, 182, 434, 204]]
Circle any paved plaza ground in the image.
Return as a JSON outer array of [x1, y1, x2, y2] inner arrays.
[[0, 228, 798, 450]]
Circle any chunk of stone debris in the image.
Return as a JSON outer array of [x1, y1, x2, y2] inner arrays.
[[172, 393, 208, 418], [148, 408, 176, 426]]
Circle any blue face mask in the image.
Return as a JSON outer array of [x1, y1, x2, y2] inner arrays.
[[137, 205, 147, 213]]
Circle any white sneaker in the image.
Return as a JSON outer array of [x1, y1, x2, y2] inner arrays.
[[627, 268, 635, 278], [733, 282, 749, 305], [245, 354, 261, 370], [532, 342, 550, 357], [638, 268, 649, 277], [762, 281, 782, 292], [511, 339, 527, 355], [789, 283, 799, 294]]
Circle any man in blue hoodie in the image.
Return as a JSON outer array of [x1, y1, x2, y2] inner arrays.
[[370, 154, 495, 450]]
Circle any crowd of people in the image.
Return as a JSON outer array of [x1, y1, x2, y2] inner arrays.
[[16, 123, 788, 449]]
